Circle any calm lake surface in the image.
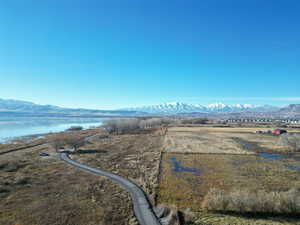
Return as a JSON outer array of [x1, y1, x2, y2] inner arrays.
[[0, 117, 107, 143]]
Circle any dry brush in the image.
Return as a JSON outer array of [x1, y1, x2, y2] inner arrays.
[[202, 188, 300, 215]]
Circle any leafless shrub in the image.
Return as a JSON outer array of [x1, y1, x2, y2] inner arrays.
[[2, 161, 21, 172], [64, 134, 85, 151], [14, 175, 31, 185], [66, 126, 83, 131], [202, 188, 230, 211], [180, 118, 209, 125], [139, 118, 164, 128], [161, 117, 180, 125], [278, 133, 300, 152], [202, 188, 300, 214], [50, 133, 85, 152], [278, 188, 300, 214], [0, 184, 10, 193], [254, 190, 278, 213], [49, 134, 68, 152], [229, 189, 252, 212]]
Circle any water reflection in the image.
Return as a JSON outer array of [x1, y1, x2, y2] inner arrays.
[[0, 117, 106, 143], [259, 152, 300, 173], [170, 156, 201, 175], [258, 153, 283, 160]]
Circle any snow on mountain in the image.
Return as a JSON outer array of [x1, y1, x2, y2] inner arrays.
[[0, 98, 282, 116], [0, 98, 142, 116], [0, 98, 61, 112], [122, 102, 277, 114], [279, 104, 300, 113], [123, 102, 204, 114]]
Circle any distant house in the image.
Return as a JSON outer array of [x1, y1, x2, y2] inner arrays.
[[272, 129, 287, 135]]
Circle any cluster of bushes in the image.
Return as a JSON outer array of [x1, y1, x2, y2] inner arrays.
[[0, 160, 22, 172], [180, 118, 209, 125], [102, 117, 224, 134], [102, 117, 177, 134], [102, 119, 140, 134], [50, 133, 85, 152], [66, 126, 83, 132], [202, 188, 300, 214], [278, 133, 300, 152]]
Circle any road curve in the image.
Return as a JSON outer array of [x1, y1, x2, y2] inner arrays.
[[60, 153, 161, 225]]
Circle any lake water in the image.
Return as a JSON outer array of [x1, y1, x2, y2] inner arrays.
[[0, 117, 107, 143]]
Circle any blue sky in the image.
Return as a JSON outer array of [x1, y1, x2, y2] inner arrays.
[[1, 0, 300, 109]]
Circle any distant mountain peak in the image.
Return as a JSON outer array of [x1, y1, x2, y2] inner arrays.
[[1, 98, 299, 118], [280, 104, 300, 112], [0, 98, 143, 116], [165, 102, 180, 105], [122, 102, 277, 114]]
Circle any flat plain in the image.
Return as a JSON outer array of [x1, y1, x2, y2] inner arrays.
[[158, 127, 300, 225], [2, 126, 300, 225], [0, 130, 162, 225]]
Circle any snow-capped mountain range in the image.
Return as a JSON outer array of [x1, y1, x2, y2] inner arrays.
[[0, 98, 141, 116], [122, 102, 278, 114], [1, 98, 300, 117]]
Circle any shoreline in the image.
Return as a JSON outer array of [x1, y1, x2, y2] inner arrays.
[[0, 121, 104, 144]]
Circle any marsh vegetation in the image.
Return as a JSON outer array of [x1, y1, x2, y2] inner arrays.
[[158, 126, 300, 224]]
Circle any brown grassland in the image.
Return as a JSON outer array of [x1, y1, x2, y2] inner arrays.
[[164, 127, 300, 154], [158, 127, 300, 225], [0, 129, 163, 225], [2, 125, 300, 225]]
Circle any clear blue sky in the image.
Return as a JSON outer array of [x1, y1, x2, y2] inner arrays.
[[1, 0, 300, 109]]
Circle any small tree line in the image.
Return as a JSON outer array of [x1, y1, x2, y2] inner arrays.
[[102, 118, 176, 134], [202, 188, 300, 214]]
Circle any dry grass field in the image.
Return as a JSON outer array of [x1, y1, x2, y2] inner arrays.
[[158, 153, 300, 206], [0, 144, 135, 225], [0, 130, 163, 225], [158, 127, 300, 225], [72, 133, 163, 204], [2, 125, 300, 225], [163, 127, 300, 154]]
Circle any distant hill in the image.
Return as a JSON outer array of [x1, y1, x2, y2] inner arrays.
[[0, 98, 143, 117], [279, 104, 300, 113], [1, 98, 300, 118]]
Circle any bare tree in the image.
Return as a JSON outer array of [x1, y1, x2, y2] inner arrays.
[[103, 119, 140, 134], [64, 134, 85, 152], [139, 118, 163, 129], [49, 134, 68, 152]]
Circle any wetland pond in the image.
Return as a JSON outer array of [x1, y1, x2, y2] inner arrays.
[[159, 153, 300, 211], [232, 137, 300, 173], [259, 152, 300, 172], [170, 156, 201, 175]]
